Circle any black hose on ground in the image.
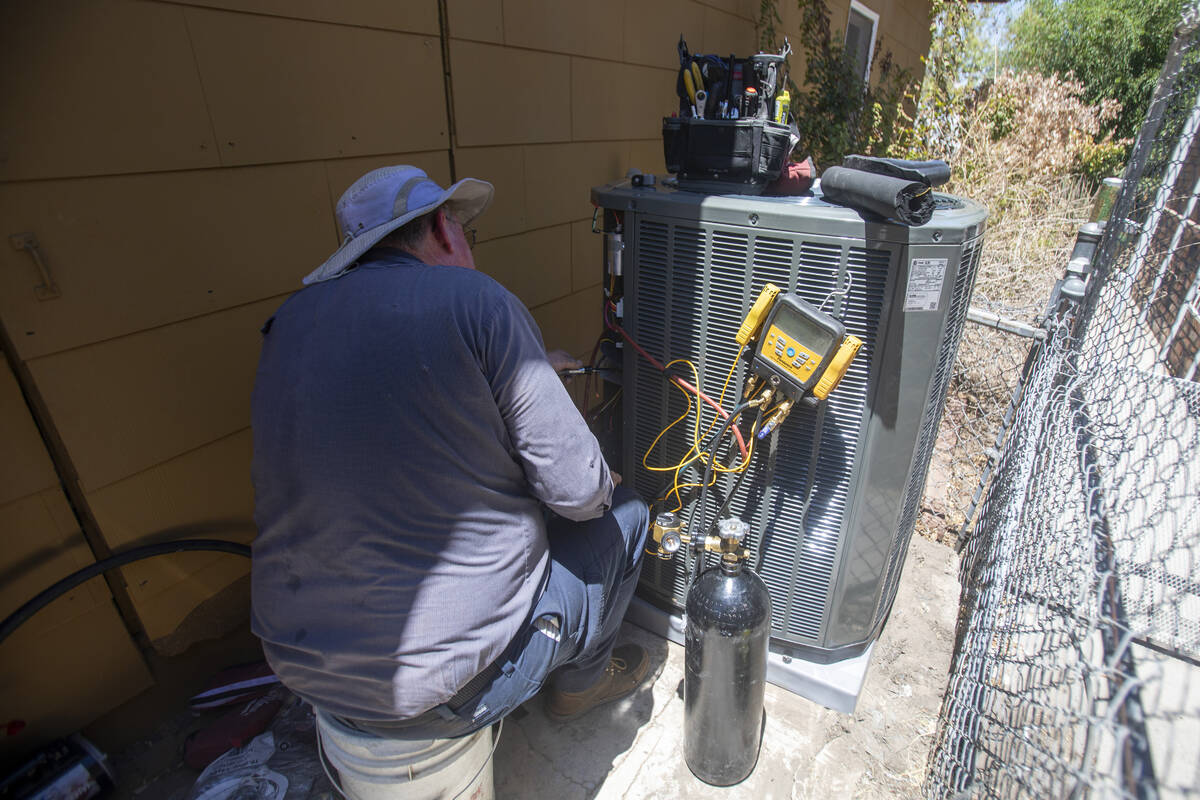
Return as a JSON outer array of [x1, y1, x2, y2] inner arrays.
[[0, 539, 252, 647]]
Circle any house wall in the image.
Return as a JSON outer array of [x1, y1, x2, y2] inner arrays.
[[850, 0, 934, 82], [0, 0, 930, 749], [0, 359, 152, 763], [1137, 129, 1200, 378], [775, 0, 932, 101]]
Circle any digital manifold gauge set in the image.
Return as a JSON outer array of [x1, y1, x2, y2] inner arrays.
[[647, 282, 862, 562], [742, 283, 862, 411]]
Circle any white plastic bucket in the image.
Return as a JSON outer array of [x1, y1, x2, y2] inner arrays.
[[315, 710, 494, 800]]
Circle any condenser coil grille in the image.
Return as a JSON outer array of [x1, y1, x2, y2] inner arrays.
[[599, 182, 987, 657], [630, 221, 889, 643]]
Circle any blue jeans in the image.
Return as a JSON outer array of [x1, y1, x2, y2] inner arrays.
[[345, 486, 649, 740]]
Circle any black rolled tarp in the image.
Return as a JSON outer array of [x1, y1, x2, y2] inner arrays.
[[841, 155, 951, 187], [820, 166, 935, 226]]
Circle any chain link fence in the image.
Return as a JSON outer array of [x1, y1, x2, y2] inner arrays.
[[919, 297, 1046, 546], [924, 9, 1200, 799]]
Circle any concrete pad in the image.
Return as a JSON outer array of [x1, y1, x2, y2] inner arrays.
[[494, 534, 960, 799]]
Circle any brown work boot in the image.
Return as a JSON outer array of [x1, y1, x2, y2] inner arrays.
[[545, 643, 651, 721]]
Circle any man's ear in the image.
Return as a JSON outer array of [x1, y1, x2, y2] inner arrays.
[[429, 207, 455, 254]]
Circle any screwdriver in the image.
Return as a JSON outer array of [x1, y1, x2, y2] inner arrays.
[[558, 367, 607, 376]]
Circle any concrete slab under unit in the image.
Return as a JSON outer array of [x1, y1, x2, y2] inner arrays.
[[625, 596, 874, 714]]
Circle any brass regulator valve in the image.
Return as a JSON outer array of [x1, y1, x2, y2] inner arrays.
[[651, 511, 685, 559]]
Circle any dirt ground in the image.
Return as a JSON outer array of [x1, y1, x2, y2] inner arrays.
[[96, 534, 959, 799]]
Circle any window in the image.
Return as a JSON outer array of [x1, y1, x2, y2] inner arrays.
[[845, 1, 880, 84]]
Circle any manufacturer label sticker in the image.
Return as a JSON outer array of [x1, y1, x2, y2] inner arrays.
[[905, 258, 949, 312]]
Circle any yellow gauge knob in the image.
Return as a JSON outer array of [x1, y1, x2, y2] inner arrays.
[[811, 335, 863, 399], [736, 283, 780, 345]]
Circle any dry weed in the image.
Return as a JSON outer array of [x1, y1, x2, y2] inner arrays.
[[918, 71, 1118, 545], [950, 71, 1114, 310]]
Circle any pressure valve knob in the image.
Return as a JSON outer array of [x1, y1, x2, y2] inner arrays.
[[713, 518, 751, 563], [717, 518, 748, 543]]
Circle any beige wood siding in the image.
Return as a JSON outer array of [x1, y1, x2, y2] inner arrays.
[[447, 0, 754, 355], [0, 361, 152, 762], [776, 0, 931, 93]]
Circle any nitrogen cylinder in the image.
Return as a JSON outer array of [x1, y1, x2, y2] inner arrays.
[[683, 559, 772, 786]]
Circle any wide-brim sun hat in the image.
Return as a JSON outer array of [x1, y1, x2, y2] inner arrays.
[[302, 165, 494, 285]]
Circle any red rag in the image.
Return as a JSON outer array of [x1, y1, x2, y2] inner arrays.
[[183, 690, 283, 770], [765, 157, 816, 196]]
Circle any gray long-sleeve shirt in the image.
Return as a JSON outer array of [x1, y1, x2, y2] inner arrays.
[[250, 250, 612, 720]]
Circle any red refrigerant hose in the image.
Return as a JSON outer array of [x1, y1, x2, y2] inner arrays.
[[604, 310, 749, 460]]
